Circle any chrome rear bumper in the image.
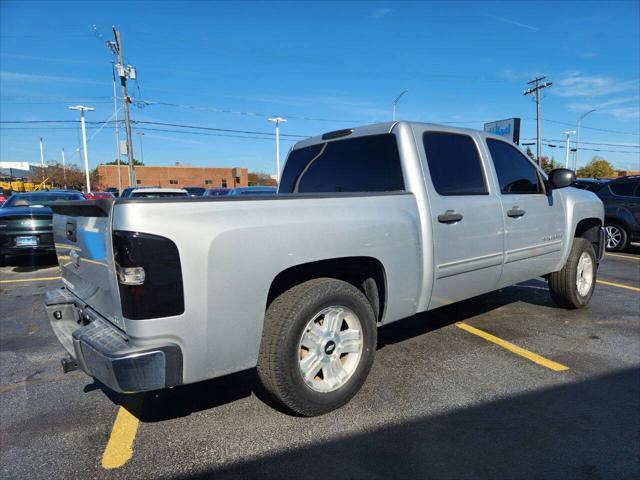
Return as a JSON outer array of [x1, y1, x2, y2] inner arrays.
[[45, 288, 182, 393]]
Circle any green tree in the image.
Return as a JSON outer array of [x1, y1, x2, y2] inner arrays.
[[525, 146, 535, 161], [539, 155, 561, 174], [102, 158, 143, 166], [576, 156, 615, 179]]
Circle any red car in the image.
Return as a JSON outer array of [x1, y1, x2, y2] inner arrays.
[[83, 191, 115, 200]]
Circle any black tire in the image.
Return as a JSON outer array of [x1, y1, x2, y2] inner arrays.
[[549, 238, 597, 309], [604, 222, 628, 252], [257, 278, 377, 416]]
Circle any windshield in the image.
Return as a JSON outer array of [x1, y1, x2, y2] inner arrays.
[[3, 192, 83, 207], [131, 191, 188, 198]]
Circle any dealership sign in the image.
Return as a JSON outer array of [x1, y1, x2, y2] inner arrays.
[[484, 118, 521, 144]]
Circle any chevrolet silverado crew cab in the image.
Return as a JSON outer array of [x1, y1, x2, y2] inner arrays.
[[45, 122, 604, 416]]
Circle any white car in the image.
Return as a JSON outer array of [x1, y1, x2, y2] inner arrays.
[[128, 188, 188, 198]]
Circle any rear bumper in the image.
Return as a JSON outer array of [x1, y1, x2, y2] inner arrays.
[[45, 288, 182, 393]]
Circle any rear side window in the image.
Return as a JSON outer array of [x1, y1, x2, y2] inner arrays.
[[609, 181, 638, 197], [423, 132, 487, 195], [487, 139, 543, 194], [279, 134, 404, 193]]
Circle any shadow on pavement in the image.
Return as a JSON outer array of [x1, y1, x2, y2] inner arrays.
[[3, 254, 58, 272], [175, 368, 640, 480], [101, 279, 559, 422]]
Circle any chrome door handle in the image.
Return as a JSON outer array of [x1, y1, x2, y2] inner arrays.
[[507, 206, 526, 218], [438, 210, 463, 224]]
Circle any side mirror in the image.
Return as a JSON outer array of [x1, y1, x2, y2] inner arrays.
[[548, 168, 576, 189]]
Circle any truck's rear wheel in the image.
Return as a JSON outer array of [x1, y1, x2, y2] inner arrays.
[[257, 278, 376, 416], [548, 238, 597, 309]]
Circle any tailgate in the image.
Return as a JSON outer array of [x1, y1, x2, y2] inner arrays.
[[51, 200, 126, 330]]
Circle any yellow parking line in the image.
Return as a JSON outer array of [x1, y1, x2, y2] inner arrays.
[[456, 322, 569, 372], [596, 279, 640, 292], [101, 406, 140, 470], [0, 276, 61, 284], [605, 253, 639, 261]]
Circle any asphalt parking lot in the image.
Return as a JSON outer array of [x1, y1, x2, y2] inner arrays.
[[1, 250, 639, 480]]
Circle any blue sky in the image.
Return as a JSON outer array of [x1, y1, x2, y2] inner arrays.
[[1, 0, 639, 174]]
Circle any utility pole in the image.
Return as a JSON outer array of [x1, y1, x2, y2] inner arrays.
[[111, 61, 123, 192], [575, 109, 596, 171], [68, 105, 95, 193], [61, 146, 67, 188], [268, 117, 287, 183], [392, 90, 408, 121], [524, 76, 552, 166], [110, 27, 136, 187]]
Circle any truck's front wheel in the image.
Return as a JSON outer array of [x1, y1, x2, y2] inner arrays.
[[548, 238, 597, 309], [257, 278, 376, 416]]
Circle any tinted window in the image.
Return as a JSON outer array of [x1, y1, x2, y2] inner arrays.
[[609, 181, 638, 197], [487, 139, 543, 194], [279, 134, 404, 193], [4, 192, 83, 207], [423, 132, 487, 195], [132, 192, 188, 198]]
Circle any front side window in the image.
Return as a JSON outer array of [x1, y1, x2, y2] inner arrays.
[[487, 139, 543, 194], [423, 132, 487, 195], [279, 134, 404, 193]]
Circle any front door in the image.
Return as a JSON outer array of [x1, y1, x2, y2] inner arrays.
[[418, 128, 505, 309], [485, 138, 566, 288]]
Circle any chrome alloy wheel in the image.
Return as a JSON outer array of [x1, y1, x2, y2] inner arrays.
[[605, 225, 622, 250], [576, 251, 594, 297], [298, 306, 363, 393]]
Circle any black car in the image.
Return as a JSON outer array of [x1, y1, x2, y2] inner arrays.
[[595, 176, 640, 251], [0, 190, 84, 262]]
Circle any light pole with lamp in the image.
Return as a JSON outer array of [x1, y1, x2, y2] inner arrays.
[[575, 109, 596, 171], [392, 90, 408, 121], [136, 131, 145, 165], [562, 130, 576, 168], [68, 105, 95, 193], [268, 117, 287, 184]]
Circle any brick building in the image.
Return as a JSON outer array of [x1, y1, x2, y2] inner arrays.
[[97, 164, 249, 190]]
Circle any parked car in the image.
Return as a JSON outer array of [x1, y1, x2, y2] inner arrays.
[[204, 187, 231, 196], [228, 186, 277, 195], [595, 175, 640, 251], [573, 178, 608, 192], [184, 187, 206, 197], [120, 186, 160, 198], [0, 187, 7, 206], [0, 190, 84, 262], [46, 122, 604, 416], [105, 187, 120, 197], [84, 191, 115, 200], [129, 188, 189, 198]]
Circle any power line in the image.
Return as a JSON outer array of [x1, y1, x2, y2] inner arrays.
[[542, 118, 639, 136], [522, 137, 640, 148]]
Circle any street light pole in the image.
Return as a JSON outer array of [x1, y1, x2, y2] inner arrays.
[[136, 132, 145, 165], [392, 90, 408, 121], [575, 109, 596, 171], [562, 130, 576, 168], [39, 137, 45, 182], [61, 146, 67, 188], [268, 117, 287, 183], [68, 105, 95, 193]]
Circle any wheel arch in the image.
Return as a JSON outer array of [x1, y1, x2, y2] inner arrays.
[[575, 217, 603, 261], [267, 257, 387, 322]]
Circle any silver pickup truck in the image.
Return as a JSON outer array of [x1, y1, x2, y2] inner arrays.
[[46, 122, 604, 416]]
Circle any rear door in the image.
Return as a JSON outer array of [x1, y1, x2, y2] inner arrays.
[[51, 201, 125, 330], [417, 128, 505, 309], [485, 138, 565, 287]]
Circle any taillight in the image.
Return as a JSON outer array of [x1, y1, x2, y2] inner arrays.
[[112, 231, 184, 320]]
